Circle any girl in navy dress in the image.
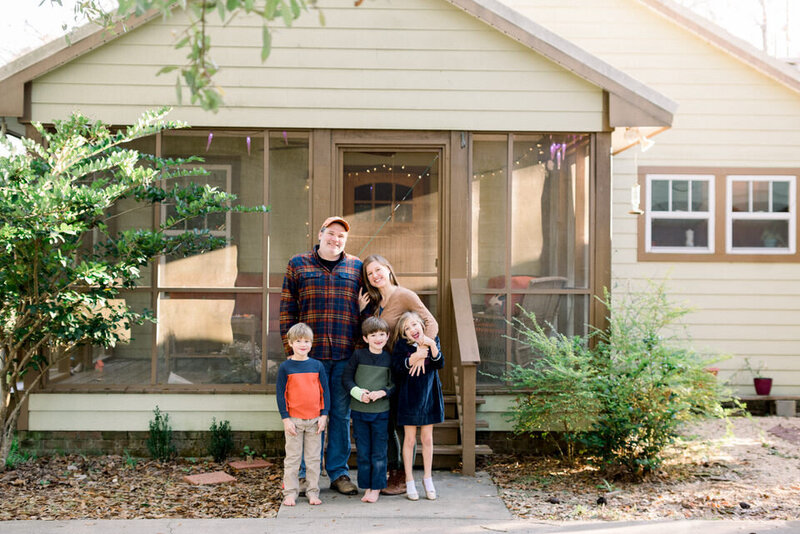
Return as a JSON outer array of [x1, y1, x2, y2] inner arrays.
[[392, 311, 444, 501]]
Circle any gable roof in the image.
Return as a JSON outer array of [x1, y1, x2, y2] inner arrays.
[[638, 0, 800, 95], [0, 1, 682, 126]]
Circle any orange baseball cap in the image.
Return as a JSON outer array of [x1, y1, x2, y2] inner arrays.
[[321, 216, 350, 232]]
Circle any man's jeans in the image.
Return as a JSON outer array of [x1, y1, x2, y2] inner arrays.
[[299, 358, 351, 481]]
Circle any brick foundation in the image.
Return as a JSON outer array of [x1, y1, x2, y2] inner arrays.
[[17, 430, 285, 459]]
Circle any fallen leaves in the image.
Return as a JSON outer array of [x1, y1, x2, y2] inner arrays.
[[0, 455, 283, 520], [484, 416, 800, 522]]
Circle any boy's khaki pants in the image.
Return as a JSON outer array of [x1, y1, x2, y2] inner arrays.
[[283, 416, 322, 499]]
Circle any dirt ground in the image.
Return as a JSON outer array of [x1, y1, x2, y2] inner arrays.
[[484, 416, 800, 521], [1, 416, 798, 521], [0, 456, 284, 520]]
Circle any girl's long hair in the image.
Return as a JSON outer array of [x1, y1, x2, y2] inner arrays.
[[361, 254, 399, 311]]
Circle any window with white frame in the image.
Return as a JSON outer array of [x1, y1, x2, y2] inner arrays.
[[645, 174, 714, 253], [726, 175, 796, 254]]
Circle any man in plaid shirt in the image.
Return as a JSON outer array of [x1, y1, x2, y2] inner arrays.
[[280, 216, 362, 496]]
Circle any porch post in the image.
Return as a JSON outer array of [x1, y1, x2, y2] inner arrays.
[[592, 132, 612, 333]]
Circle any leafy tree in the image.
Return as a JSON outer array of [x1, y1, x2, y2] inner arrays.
[[52, 0, 330, 112], [0, 107, 265, 470]]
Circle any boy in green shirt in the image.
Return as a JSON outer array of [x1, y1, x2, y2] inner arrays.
[[342, 316, 395, 503]]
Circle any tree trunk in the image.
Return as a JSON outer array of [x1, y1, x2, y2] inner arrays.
[[0, 411, 19, 473]]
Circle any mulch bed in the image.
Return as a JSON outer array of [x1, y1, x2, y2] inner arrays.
[[0, 455, 283, 520], [481, 417, 800, 521]]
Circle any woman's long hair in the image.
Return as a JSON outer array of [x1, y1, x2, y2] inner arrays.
[[361, 254, 399, 311]]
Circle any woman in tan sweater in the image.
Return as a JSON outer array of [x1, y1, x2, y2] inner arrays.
[[358, 254, 438, 496]]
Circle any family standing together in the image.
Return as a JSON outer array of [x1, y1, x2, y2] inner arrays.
[[277, 216, 444, 506]]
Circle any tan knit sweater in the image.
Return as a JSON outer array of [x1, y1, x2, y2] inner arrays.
[[376, 286, 439, 339]]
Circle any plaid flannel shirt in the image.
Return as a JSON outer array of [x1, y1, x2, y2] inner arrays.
[[280, 246, 363, 361]]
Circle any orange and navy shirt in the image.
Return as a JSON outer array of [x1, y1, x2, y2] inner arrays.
[[276, 358, 330, 420]]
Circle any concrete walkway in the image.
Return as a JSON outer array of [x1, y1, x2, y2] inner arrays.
[[1, 470, 797, 534]]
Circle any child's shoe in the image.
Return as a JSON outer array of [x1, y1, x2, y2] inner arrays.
[[406, 480, 419, 501], [423, 477, 437, 500]]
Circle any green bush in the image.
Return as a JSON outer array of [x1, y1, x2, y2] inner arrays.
[[208, 418, 234, 463], [147, 406, 176, 461], [505, 282, 729, 475]]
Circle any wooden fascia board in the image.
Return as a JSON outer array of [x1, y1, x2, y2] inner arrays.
[[446, 0, 677, 128], [639, 0, 800, 96], [0, 10, 162, 118]]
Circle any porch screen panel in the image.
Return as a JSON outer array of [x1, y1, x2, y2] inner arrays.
[[155, 292, 263, 385], [472, 134, 592, 384], [157, 132, 266, 385], [342, 150, 441, 342], [471, 139, 508, 291], [51, 292, 154, 385], [160, 133, 265, 287], [105, 135, 156, 287], [267, 133, 311, 382], [52, 135, 158, 386]]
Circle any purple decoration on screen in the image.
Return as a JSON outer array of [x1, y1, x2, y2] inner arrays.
[[246, 136, 251, 155], [206, 132, 213, 152]]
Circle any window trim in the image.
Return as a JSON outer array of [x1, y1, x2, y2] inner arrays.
[[638, 166, 800, 263]]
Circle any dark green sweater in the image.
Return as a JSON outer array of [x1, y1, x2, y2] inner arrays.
[[342, 348, 395, 413]]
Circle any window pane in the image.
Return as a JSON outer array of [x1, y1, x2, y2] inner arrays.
[[773, 181, 790, 212], [375, 182, 392, 201], [691, 181, 709, 211], [396, 184, 412, 200], [731, 181, 749, 212], [54, 292, 154, 385], [651, 180, 669, 211], [753, 181, 769, 212], [672, 180, 689, 211], [269, 133, 309, 281], [472, 139, 508, 289], [266, 292, 284, 385], [651, 219, 709, 248], [473, 293, 508, 384], [344, 151, 439, 277], [157, 292, 263, 385], [354, 184, 372, 201], [476, 294, 590, 385], [732, 220, 789, 248], [161, 133, 266, 287], [511, 135, 590, 286], [395, 203, 413, 223]]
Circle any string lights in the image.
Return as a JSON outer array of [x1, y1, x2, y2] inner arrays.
[[471, 134, 587, 180]]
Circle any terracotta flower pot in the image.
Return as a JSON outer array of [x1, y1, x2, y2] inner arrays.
[[753, 377, 772, 396]]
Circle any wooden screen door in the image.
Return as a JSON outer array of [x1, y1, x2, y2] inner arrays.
[[341, 148, 442, 333]]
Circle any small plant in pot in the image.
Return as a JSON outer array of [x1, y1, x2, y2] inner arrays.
[[744, 357, 772, 395]]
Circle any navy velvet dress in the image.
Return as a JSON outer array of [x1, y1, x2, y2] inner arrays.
[[391, 337, 444, 426]]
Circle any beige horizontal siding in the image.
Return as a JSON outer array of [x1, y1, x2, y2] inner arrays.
[[28, 394, 282, 432], [516, 0, 800, 393], [30, 0, 604, 131]]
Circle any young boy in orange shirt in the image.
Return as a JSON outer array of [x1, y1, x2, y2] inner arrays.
[[277, 323, 330, 506]]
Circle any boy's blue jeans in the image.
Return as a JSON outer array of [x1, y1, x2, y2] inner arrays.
[[352, 410, 389, 490], [299, 359, 351, 481]]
